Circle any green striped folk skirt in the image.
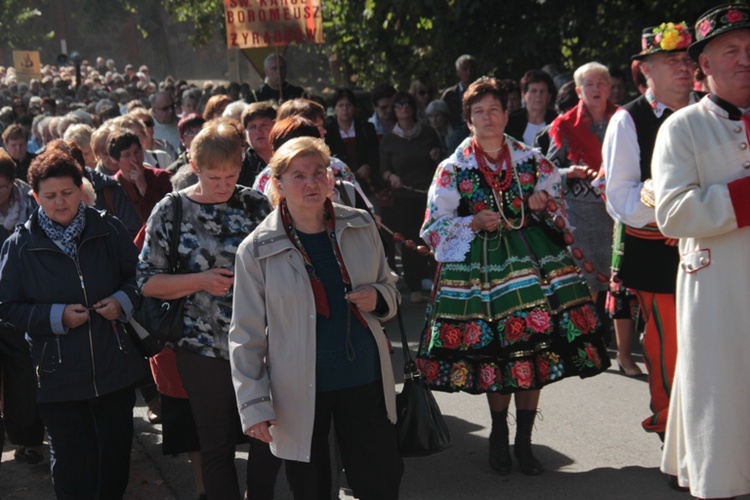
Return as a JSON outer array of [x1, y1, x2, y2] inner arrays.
[[416, 224, 611, 394]]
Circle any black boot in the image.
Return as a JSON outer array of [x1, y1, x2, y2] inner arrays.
[[489, 409, 512, 474], [514, 409, 544, 476]]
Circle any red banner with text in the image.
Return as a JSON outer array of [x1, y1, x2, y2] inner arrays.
[[224, 0, 323, 49]]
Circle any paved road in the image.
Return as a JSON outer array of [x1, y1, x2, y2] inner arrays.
[[1, 297, 744, 499]]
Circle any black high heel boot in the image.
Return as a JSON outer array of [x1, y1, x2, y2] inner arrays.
[[489, 409, 512, 474], [514, 409, 544, 475]]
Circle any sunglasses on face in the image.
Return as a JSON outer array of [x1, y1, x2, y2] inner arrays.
[[155, 103, 176, 112], [394, 101, 412, 109]]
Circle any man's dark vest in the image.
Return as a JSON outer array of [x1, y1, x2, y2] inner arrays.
[[618, 95, 679, 294]]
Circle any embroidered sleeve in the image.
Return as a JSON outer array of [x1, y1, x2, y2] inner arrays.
[[419, 161, 475, 262], [534, 155, 574, 231], [253, 167, 271, 195], [330, 157, 358, 185], [535, 156, 563, 200]]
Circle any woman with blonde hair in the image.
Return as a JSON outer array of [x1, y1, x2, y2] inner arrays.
[[230, 136, 402, 499], [138, 120, 272, 499]]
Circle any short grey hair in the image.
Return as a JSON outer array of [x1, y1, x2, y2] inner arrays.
[[149, 91, 173, 107], [425, 99, 449, 116], [455, 54, 476, 70], [222, 101, 249, 122], [63, 123, 94, 149], [264, 53, 286, 70], [573, 62, 610, 88]]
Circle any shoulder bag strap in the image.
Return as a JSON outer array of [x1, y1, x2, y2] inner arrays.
[[102, 187, 116, 216], [336, 179, 353, 207], [167, 192, 182, 274]]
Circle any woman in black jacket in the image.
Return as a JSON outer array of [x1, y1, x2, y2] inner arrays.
[[324, 88, 380, 194], [0, 149, 146, 499]]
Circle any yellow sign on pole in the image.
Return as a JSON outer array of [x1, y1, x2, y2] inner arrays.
[[13, 50, 42, 83], [224, 0, 324, 49]]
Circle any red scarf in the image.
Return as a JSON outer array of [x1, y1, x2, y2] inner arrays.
[[550, 100, 618, 170], [280, 198, 367, 327]]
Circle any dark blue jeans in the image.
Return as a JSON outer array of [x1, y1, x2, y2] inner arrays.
[[37, 386, 136, 500]]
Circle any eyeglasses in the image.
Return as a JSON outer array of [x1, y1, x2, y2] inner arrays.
[[154, 103, 176, 112], [393, 101, 412, 109]]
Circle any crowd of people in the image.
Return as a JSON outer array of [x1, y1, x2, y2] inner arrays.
[[0, 3, 749, 499]]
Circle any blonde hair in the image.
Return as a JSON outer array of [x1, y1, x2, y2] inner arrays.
[[82, 177, 97, 206], [266, 136, 330, 207], [190, 119, 244, 171], [111, 115, 147, 139], [128, 108, 152, 126], [90, 124, 114, 160], [574, 62, 610, 88], [63, 123, 94, 150]]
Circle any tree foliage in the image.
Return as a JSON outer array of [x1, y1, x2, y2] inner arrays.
[[0, 0, 53, 49], [52, 0, 724, 89], [321, 0, 721, 89]]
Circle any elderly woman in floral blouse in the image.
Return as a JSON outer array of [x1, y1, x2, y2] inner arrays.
[[417, 77, 610, 477]]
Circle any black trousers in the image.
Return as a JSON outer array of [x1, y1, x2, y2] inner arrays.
[[0, 326, 45, 447], [177, 348, 282, 500], [38, 386, 136, 500], [285, 381, 403, 500], [382, 195, 434, 292]]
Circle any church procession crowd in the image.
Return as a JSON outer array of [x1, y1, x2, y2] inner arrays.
[[1, 3, 750, 499]]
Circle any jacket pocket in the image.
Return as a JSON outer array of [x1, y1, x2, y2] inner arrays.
[[34, 341, 56, 388], [112, 320, 138, 356], [680, 248, 710, 274]]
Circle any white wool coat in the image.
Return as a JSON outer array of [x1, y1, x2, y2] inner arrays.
[[653, 95, 750, 499]]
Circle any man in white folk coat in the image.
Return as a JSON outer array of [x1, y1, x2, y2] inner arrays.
[[653, 4, 750, 499]]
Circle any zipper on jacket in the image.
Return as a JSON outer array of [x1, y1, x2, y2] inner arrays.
[[74, 256, 99, 398], [110, 321, 124, 352], [29, 235, 102, 398], [35, 342, 47, 388]]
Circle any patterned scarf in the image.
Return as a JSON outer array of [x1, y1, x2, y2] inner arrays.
[[280, 197, 367, 327], [37, 202, 87, 258]]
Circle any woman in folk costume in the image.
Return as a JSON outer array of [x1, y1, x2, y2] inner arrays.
[[547, 62, 618, 299], [417, 77, 610, 477]]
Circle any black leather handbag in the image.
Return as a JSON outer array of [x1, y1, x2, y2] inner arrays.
[[131, 192, 186, 345], [119, 319, 164, 358], [395, 308, 451, 457]]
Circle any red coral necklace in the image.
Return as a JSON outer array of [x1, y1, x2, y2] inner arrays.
[[473, 138, 513, 192]]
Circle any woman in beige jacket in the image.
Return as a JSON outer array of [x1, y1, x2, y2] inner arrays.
[[229, 137, 403, 499]]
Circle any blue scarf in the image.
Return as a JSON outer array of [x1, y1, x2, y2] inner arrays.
[[37, 202, 87, 258]]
